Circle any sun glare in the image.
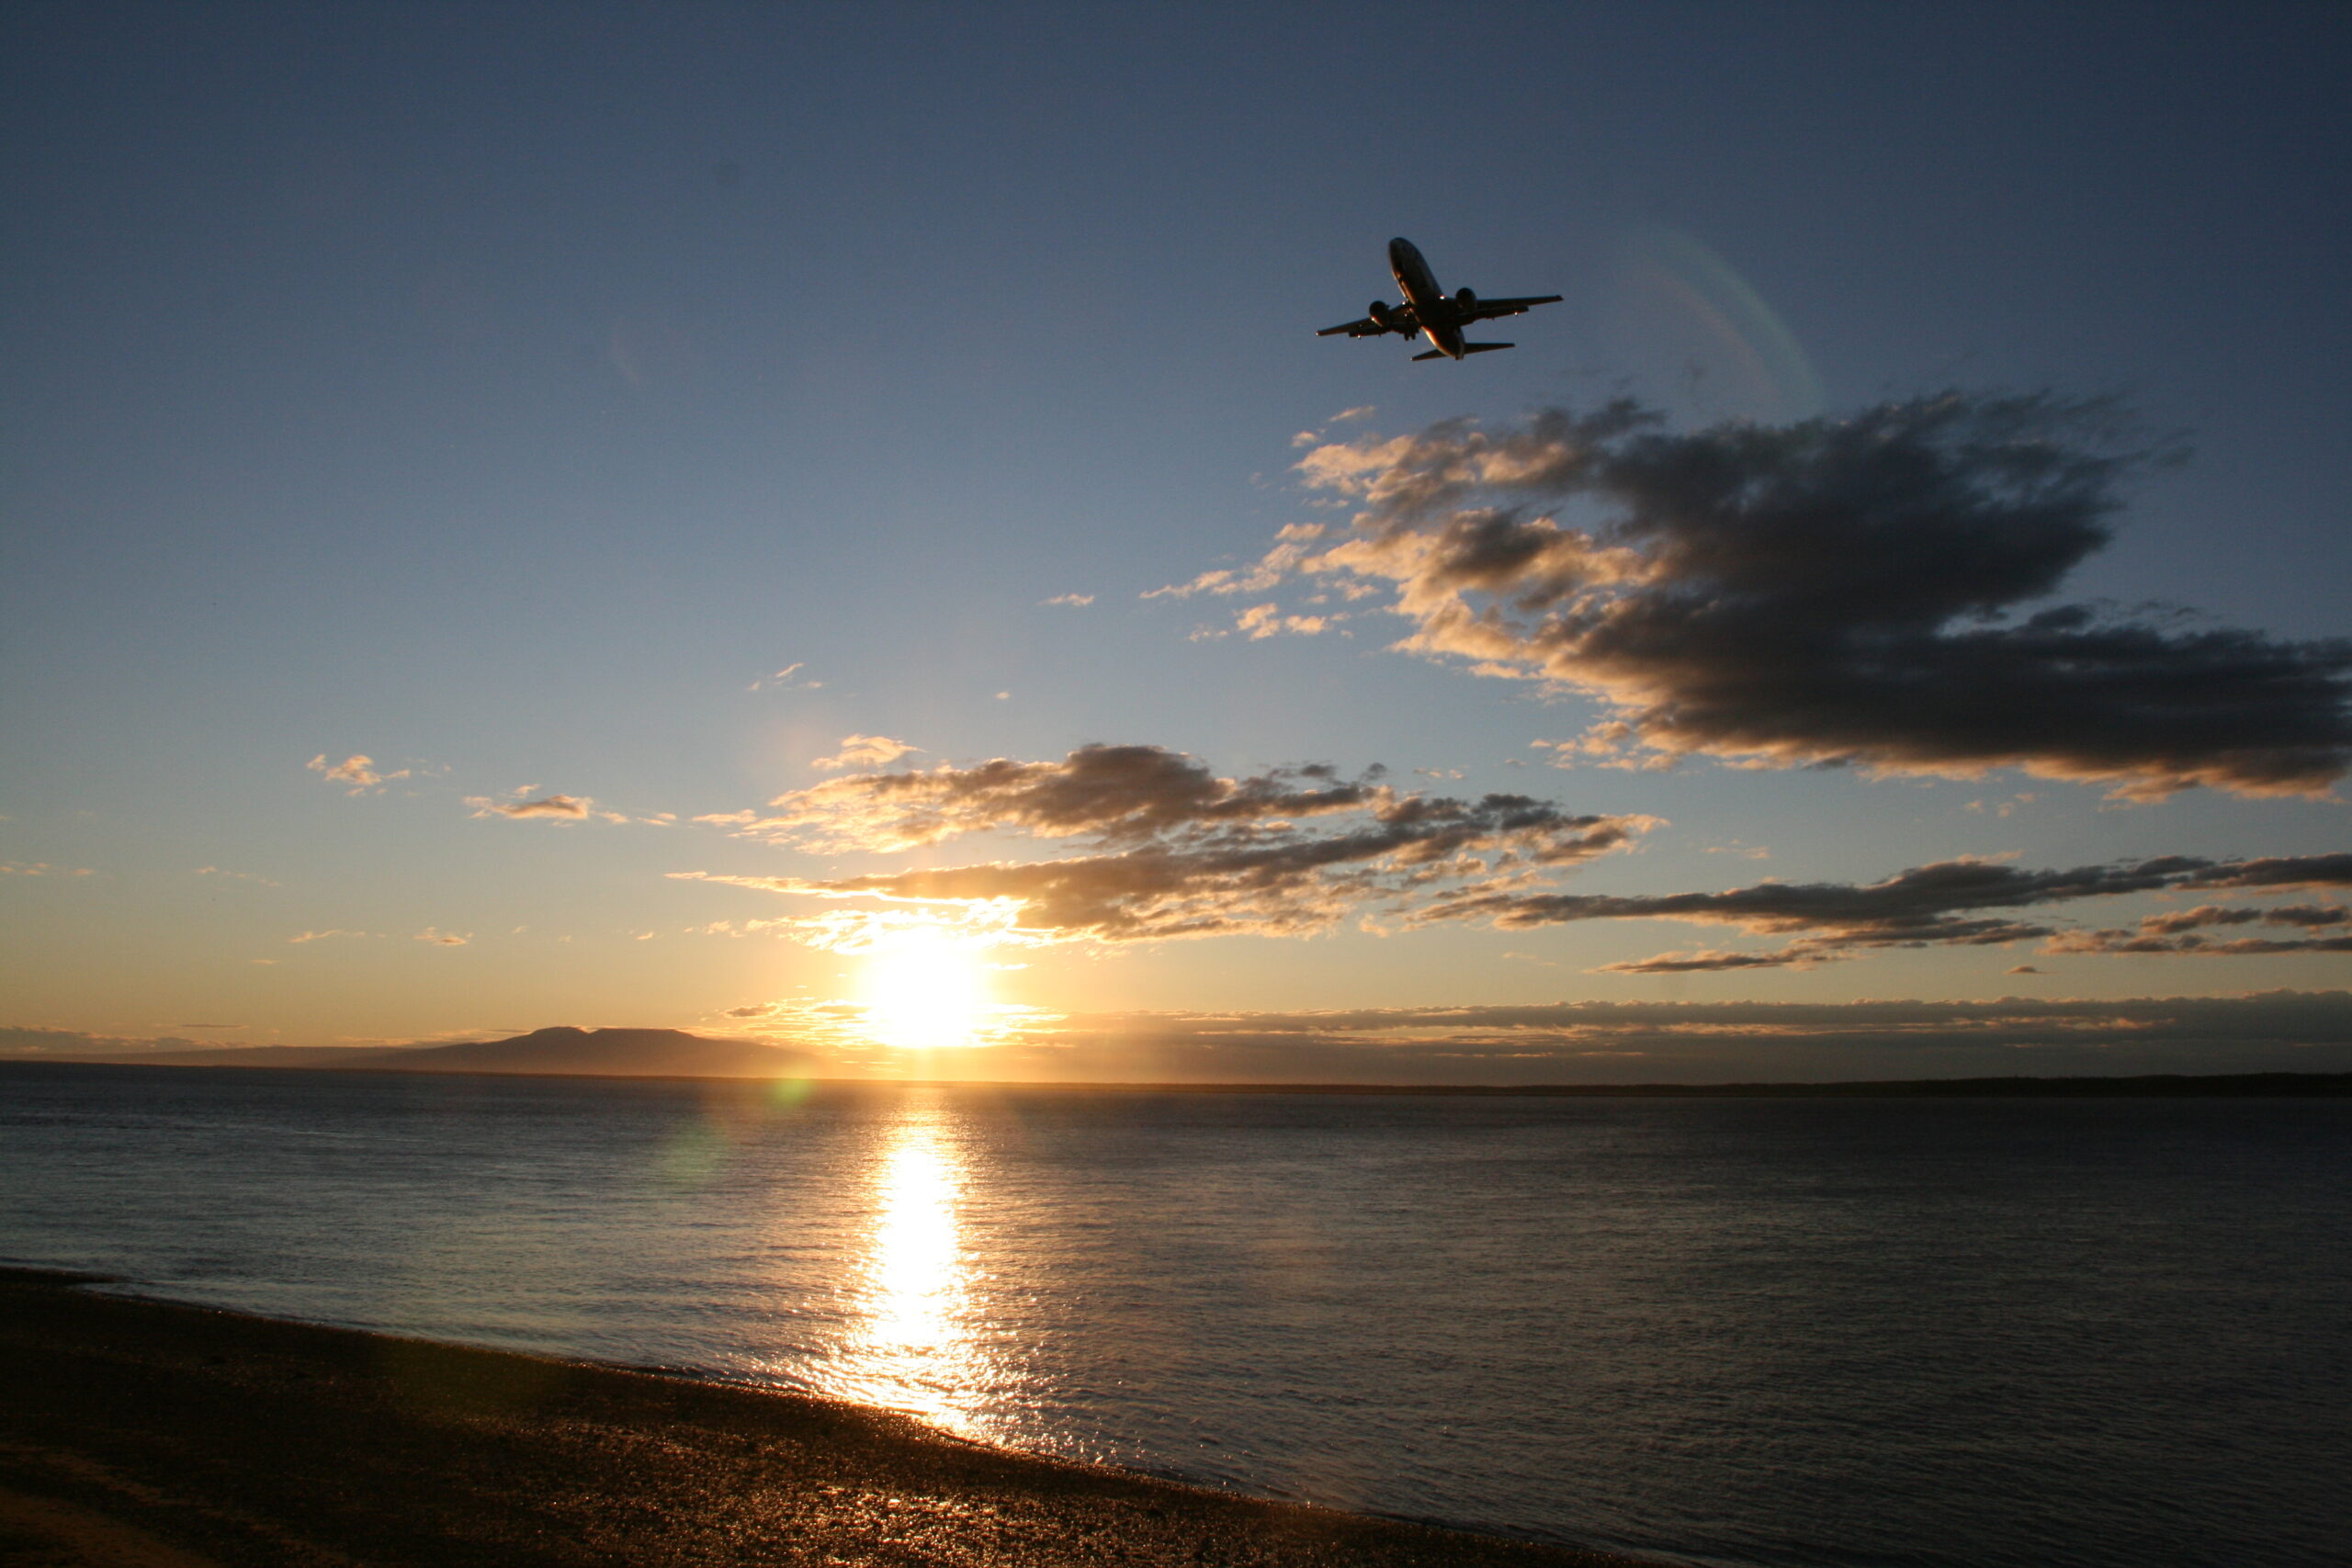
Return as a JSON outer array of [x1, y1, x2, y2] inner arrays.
[[814, 1100, 994, 1437], [859, 927, 990, 1050]]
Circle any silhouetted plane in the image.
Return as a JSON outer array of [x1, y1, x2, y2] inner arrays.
[[1317, 238, 1561, 361]]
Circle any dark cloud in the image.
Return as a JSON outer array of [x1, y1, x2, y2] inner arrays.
[[937, 991, 2352, 1083], [1199, 395, 2351, 798], [0, 1026, 219, 1057], [2050, 931, 2352, 957], [2048, 898, 2351, 956], [2187, 852, 2352, 889], [1420, 852, 2352, 970], [681, 744, 1653, 942], [22, 997, 2351, 1083], [2262, 905, 2352, 927]]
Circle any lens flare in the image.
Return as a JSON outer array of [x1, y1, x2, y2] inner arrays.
[[1604, 223, 1824, 423]]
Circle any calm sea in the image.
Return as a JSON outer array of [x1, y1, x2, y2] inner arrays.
[[2, 1062, 2345, 1568]]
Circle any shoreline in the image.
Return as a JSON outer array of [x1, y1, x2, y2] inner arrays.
[[0, 1266, 1660, 1568]]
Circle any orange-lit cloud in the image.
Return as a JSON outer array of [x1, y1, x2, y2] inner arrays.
[[748, 661, 823, 693], [736, 743, 1393, 853], [679, 743, 1654, 945], [812, 734, 922, 772], [307, 752, 412, 795]]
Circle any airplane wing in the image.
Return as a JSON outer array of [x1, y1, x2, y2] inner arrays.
[[1458, 294, 1562, 323], [1317, 305, 1419, 339]]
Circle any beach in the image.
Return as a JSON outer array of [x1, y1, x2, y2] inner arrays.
[[0, 1269, 1653, 1568]]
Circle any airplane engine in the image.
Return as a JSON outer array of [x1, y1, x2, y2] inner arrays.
[[1455, 288, 1477, 311], [1367, 301, 1393, 329]]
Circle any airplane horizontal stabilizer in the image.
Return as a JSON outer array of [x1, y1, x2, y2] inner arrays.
[[1412, 349, 1446, 361], [1462, 343, 1514, 355]]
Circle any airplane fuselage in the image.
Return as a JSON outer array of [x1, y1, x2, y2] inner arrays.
[[1318, 238, 1556, 359], [1388, 236, 1465, 359]]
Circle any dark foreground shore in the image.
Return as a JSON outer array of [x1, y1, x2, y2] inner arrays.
[[0, 1269, 1655, 1568]]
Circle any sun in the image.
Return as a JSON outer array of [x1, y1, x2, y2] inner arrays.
[[859, 927, 991, 1050]]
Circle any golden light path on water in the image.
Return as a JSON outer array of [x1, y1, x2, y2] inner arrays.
[[809, 1096, 998, 1440], [780, 908, 1046, 1437]]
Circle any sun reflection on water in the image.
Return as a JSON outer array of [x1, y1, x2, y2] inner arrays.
[[815, 1099, 995, 1438]]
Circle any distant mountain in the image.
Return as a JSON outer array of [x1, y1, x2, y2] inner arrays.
[[346, 1026, 814, 1078]]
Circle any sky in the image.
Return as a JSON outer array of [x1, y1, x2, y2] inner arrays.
[[4, 2, 2348, 1080]]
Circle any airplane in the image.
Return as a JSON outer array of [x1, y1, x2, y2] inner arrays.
[[1317, 237, 1561, 361]]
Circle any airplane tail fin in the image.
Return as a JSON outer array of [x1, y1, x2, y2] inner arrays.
[[1463, 343, 1514, 355]]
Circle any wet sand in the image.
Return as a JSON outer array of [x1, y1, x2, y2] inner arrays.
[[0, 1269, 1656, 1568]]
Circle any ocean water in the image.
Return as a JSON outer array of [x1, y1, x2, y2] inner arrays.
[[1, 1063, 2346, 1568]]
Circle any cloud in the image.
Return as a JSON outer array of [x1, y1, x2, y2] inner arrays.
[[2263, 904, 2352, 927], [678, 743, 1656, 945], [827, 991, 2352, 1083], [1041, 593, 1096, 607], [414, 928, 470, 945], [736, 743, 1390, 852], [811, 734, 921, 772], [11, 994, 2348, 1078], [2185, 852, 2352, 890], [0, 1027, 233, 1059], [1237, 603, 1336, 639], [468, 793, 592, 820], [308, 753, 411, 795], [2046, 900, 2351, 956], [196, 866, 280, 886], [1602, 948, 1808, 974], [1201, 396, 2351, 799], [288, 929, 368, 943], [1146, 523, 1330, 603], [748, 662, 823, 693], [1423, 852, 2352, 971], [0, 862, 95, 877]]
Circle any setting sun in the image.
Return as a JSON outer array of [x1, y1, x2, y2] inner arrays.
[[859, 928, 991, 1050]]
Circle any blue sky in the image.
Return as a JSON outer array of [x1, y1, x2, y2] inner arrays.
[[4, 3, 2347, 1077]]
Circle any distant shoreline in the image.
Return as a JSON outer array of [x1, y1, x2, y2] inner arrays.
[[0, 1266, 1654, 1567], [6, 1057, 2348, 1096]]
